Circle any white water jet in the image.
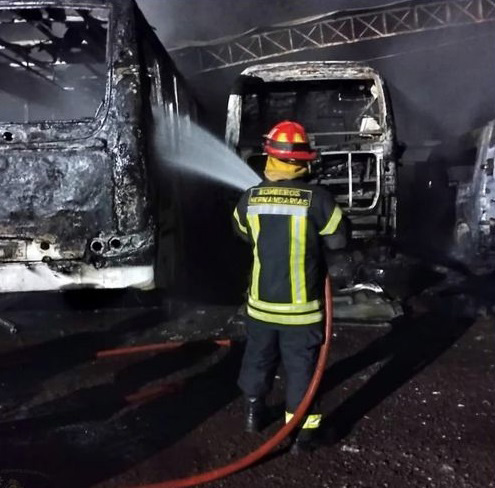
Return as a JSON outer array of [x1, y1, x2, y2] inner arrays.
[[152, 110, 261, 191]]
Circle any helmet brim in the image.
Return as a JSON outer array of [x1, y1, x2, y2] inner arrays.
[[265, 146, 317, 161]]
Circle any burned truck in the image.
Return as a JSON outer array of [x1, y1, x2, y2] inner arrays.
[[0, 0, 197, 293], [454, 120, 495, 270], [425, 120, 495, 272], [226, 61, 402, 320]]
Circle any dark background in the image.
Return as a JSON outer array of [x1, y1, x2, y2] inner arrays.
[[136, 0, 495, 144]]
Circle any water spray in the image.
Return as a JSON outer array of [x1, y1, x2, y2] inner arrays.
[[151, 110, 261, 192]]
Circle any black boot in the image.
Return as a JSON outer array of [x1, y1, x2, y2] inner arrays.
[[290, 429, 319, 455], [244, 396, 266, 433]]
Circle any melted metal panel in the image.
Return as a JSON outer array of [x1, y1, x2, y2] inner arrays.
[[0, 0, 155, 291], [454, 120, 495, 270], [226, 61, 398, 240]]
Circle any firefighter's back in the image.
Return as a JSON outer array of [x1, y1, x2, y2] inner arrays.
[[235, 178, 342, 326]]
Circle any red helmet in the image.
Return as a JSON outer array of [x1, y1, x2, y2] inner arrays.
[[264, 120, 316, 162]]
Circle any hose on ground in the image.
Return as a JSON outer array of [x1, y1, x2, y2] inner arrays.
[[129, 276, 333, 488]]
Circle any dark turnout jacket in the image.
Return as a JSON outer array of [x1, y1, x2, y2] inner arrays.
[[234, 179, 346, 326]]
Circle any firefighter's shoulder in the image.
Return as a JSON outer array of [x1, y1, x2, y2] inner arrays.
[[304, 182, 337, 206]]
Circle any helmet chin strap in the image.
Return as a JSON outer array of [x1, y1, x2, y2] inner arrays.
[[274, 157, 314, 175]]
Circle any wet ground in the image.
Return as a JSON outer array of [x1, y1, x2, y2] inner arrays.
[[0, 302, 493, 488]]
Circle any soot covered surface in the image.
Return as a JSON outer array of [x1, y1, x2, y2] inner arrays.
[[0, 293, 493, 488]]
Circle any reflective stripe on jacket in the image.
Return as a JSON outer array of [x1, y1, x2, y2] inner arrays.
[[234, 179, 344, 326]]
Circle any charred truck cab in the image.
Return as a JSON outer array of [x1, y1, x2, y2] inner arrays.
[[226, 62, 402, 321], [449, 120, 495, 271], [0, 0, 195, 292]]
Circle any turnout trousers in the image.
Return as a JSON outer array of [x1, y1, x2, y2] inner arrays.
[[238, 318, 323, 414]]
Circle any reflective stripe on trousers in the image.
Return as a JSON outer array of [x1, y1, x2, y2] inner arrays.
[[286, 411, 322, 430]]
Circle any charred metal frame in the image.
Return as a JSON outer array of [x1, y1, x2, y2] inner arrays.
[[171, 0, 495, 74], [226, 61, 398, 241], [454, 120, 495, 270], [0, 0, 195, 292], [225, 61, 403, 323]]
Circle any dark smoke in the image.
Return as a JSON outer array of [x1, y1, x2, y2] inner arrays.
[[137, 0, 495, 144]]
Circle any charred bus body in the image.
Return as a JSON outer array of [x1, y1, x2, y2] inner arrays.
[[226, 62, 402, 321], [454, 120, 495, 269], [420, 120, 495, 273], [0, 0, 196, 292], [226, 62, 398, 242]]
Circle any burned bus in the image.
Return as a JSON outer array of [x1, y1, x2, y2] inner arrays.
[[0, 0, 196, 293], [226, 62, 399, 242], [454, 120, 495, 269], [226, 62, 403, 321], [418, 119, 495, 273]]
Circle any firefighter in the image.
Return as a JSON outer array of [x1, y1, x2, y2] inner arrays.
[[233, 120, 347, 453]]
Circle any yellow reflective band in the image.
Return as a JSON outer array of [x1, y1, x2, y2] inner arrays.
[[247, 214, 261, 299], [290, 216, 297, 302], [233, 207, 247, 234], [290, 216, 307, 303], [248, 296, 321, 314], [299, 216, 307, 303], [319, 205, 343, 236], [247, 305, 323, 325], [285, 412, 322, 430], [302, 414, 322, 430]]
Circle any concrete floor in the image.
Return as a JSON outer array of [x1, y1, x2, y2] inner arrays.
[[0, 302, 493, 488]]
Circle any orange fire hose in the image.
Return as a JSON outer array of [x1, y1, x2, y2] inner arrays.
[[127, 276, 333, 488]]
